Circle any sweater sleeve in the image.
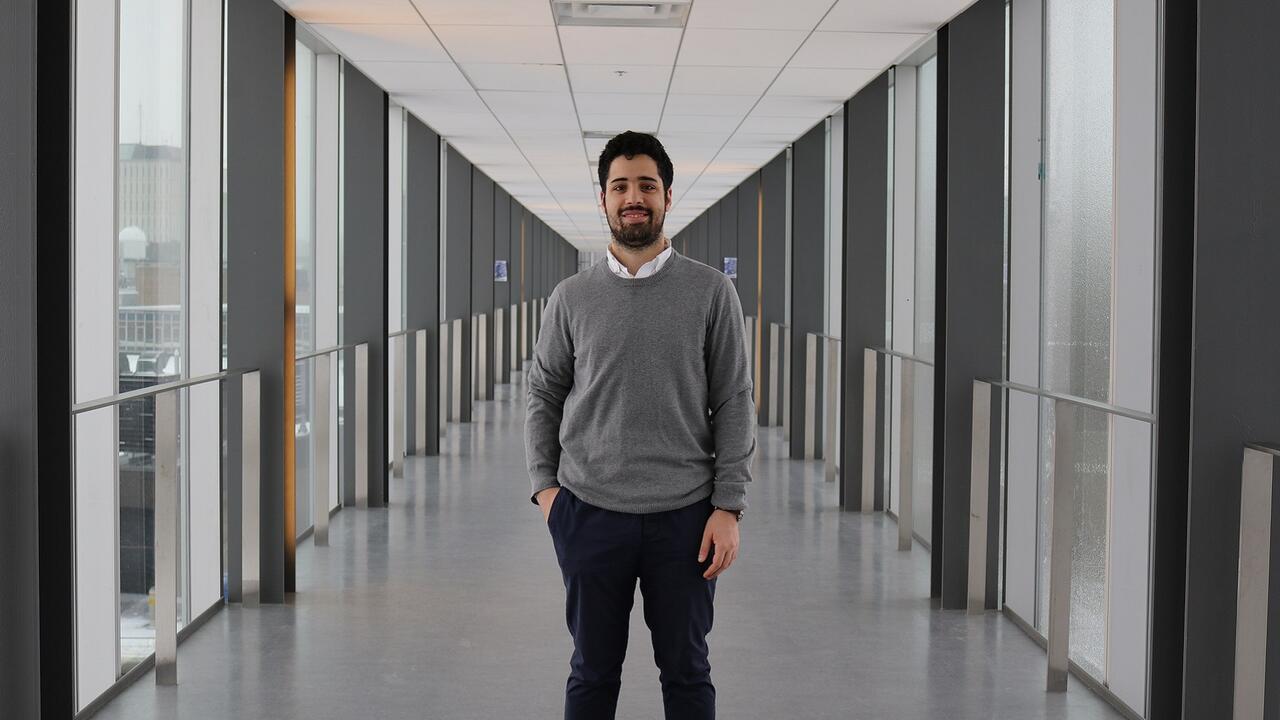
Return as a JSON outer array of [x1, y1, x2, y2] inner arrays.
[[525, 285, 574, 504], [705, 279, 756, 511]]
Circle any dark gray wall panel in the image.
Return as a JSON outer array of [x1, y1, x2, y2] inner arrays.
[[841, 74, 890, 511], [1184, 0, 1280, 713], [471, 170, 494, 400], [405, 115, 440, 454], [340, 63, 388, 506], [721, 191, 738, 281], [227, 0, 286, 599], [935, 0, 1005, 609], [445, 146, 472, 420], [736, 175, 760, 320], [707, 200, 721, 271], [790, 122, 826, 460], [494, 186, 511, 383], [761, 153, 788, 426]]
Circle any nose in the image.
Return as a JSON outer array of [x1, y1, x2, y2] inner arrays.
[[623, 185, 644, 207]]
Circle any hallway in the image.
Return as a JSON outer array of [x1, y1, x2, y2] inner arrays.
[[94, 376, 1122, 720]]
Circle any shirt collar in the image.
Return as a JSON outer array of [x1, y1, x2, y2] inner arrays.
[[606, 240, 672, 279]]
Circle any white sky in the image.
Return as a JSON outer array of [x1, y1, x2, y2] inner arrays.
[[118, 0, 186, 146]]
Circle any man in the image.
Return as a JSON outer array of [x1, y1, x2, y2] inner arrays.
[[525, 131, 755, 720]]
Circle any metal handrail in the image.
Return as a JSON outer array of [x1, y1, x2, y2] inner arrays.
[[387, 326, 426, 340], [295, 342, 355, 363], [975, 377, 1153, 424], [868, 345, 934, 367], [72, 367, 253, 415], [808, 332, 842, 342]]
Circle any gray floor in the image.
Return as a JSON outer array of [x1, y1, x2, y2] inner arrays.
[[93, 376, 1125, 720]]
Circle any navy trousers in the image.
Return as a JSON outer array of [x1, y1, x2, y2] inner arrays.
[[547, 489, 717, 720]]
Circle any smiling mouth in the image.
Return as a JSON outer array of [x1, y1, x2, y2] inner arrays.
[[620, 209, 650, 223]]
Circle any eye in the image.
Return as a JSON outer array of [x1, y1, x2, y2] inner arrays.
[[641, 184, 657, 192]]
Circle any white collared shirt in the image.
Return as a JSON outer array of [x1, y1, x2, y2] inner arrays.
[[606, 240, 673, 279]]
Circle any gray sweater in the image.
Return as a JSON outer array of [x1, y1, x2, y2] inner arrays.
[[525, 249, 756, 514]]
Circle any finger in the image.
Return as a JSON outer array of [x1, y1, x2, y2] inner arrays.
[[697, 527, 713, 563], [703, 543, 724, 579]]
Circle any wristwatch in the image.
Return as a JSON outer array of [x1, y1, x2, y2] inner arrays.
[[714, 506, 744, 522]]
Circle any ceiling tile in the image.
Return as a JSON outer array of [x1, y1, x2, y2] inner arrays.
[[286, 0, 422, 24], [790, 31, 925, 69], [820, 0, 968, 33], [568, 64, 671, 94], [658, 114, 742, 133], [752, 94, 842, 118], [573, 92, 665, 118], [686, 0, 835, 31], [433, 25, 562, 64], [396, 89, 487, 114], [312, 23, 449, 62], [409, 0, 553, 26], [462, 63, 570, 92], [668, 65, 777, 96], [676, 28, 808, 67], [558, 26, 683, 67], [579, 114, 660, 135], [738, 114, 821, 136], [361, 61, 471, 92], [662, 93, 758, 117], [769, 66, 881, 99]]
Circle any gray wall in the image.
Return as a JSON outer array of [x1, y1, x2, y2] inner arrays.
[[1184, 0, 1280, 713], [340, 63, 388, 507], [760, 152, 788, 426], [790, 122, 826, 460], [470, 170, 494, 400], [841, 73, 890, 510], [405, 114, 440, 454], [494, 186, 511, 383], [226, 0, 286, 601], [721, 191, 738, 281], [707, 200, 721, 271], [934, 0, 1006, 609], [445, 146, 472, 421]]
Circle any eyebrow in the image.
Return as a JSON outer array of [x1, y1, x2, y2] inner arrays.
[[608, 175, 661, 184]]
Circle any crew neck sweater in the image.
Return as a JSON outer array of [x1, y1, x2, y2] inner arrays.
[[525, 249, 756, 514]]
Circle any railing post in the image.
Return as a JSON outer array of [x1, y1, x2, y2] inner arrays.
[[898, 361, 915, 551], [1234, 445, 1276, 719], [1046, 398, 1076, 692], [439, 322, 449, 435], [242, 370, 261, 608], [860, 348, 877, 512], [392, 334, 406, 478], [154, 389, 179, 685], [804, 333, 817, 459], [355, 343, 369, 509], [415, 329, 427, 453], [495, 307, 504, 385], [312, 354, 331, 547], [824, 338, 840, 483], [967, 380, 993, 608], [477, 312, 488, 400], [769, 323, 780, 426], [451, 317, 463, 422], [782, 326, 792, 441]]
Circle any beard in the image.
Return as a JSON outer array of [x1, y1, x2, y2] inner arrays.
[[608, 207, 665, 250]]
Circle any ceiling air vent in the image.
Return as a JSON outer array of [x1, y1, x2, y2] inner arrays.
[[553, 1, 692, 28]]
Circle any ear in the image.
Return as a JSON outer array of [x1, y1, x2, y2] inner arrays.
[[599, 190, 607, 212], [664, 186, 673, 211]]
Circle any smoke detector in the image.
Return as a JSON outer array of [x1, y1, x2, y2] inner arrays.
[[553, 1, 692, 28]]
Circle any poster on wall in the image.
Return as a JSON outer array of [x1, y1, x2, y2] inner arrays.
[[723, 257, 738, 279], [494, 260, 508, 282]]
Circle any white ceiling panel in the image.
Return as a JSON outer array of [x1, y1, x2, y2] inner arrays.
[[579, 113, 661, 134], [769, 66, 881, 98], [432, 25, 562, 64], [668, 65, 777, 96], [286, 0, 422, 25], [558, 26, 684, 67], [738, 114, 821, 136], [662, 93, 758, 117], [395, 89, 487, 114], [659, 114, 742, 133], [820, 0, 970, 33], [568, 64, 672, 94], [686, 0, 836, 31], [312, 23, 449, 62], [481, 90, 576, 121], [573, 92, 666, 118], [676, 28, 809, 67], [409, 0, 553, 26], [358, 61, 471, 92], [790, 31, 925, 69], [752, 94, 842, 118], [462, 63, 570, 92]]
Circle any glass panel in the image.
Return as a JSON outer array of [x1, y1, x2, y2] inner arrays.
[[118, 0, 188, 392], [913, 56, 938, 544], [883, 82, 896, 510], [296, 41, 317, 538], [1038, 0, 1114, 678]]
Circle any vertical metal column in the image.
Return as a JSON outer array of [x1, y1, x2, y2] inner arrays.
[[897, 361, 915, 552], [860, 349, 877, 512], [1234, 445, 1276, 719], [768, 323, 780, 426], [968, 380, 993, 607], [451, 318, 463, 421], [804, 333, 817, 459], [415, 330, 427, 453], [824, 338, 840, 483], [313, 354, 331, 547], [154, 389, 179, 685], [1046, 399, 1077, 692], [392, 335, 405, 478], [355, 343, 369, 509], [242, 371, 261, 608]]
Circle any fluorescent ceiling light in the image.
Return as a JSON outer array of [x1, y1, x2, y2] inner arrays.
[[554, 1, 691, 28]]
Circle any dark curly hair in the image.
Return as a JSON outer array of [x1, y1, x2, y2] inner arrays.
[[597, 131, 674, 193]]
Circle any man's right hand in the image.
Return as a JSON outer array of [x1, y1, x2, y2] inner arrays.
[[536, 487, 561, 523]]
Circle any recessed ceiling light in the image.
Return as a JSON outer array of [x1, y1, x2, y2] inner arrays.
[[553, 1, 691, 28]]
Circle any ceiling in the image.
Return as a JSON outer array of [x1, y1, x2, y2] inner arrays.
[[283, 0, 974, 250]]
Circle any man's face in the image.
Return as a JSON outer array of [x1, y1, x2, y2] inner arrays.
[[601, 153, 672, 251]]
